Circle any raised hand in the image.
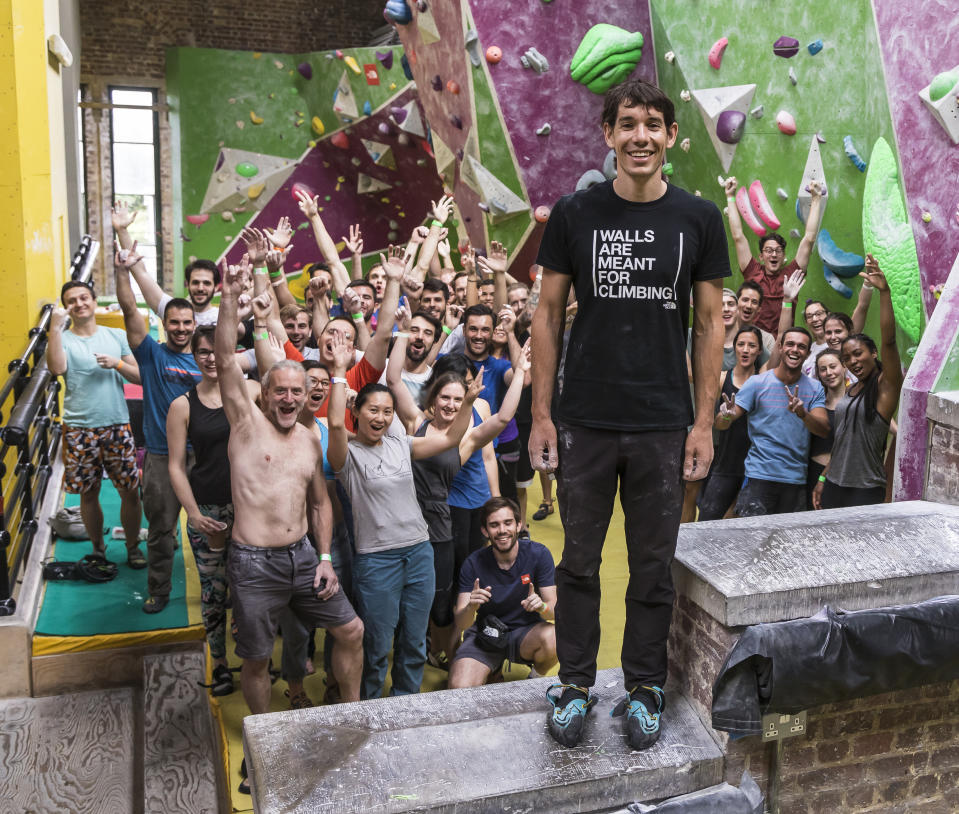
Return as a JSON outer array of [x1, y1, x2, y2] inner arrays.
[[496, 307, 515, 334], [114, 239, 143, 270], [520, 582, 545, 613], [329, 329, 354, 373], [265, 216, 293, 249], [469, 577, 492, 607], [436, 238, 451, 260], [342, 224, 363, 255], [408, 225, 429, 247], [381, 248, 406, 281], [466, 366, 484, 402], [461, 248, 476, 276], [240, 226, 270, 266], [111, 200, 137, 231], [307, 275, 329, 300], [50, 307, 68, 330], [341, 287, 362, 316], [860, 254, 889, 292], [478, 241, 508, 276], [395, 300, 412, 331], [251, 292, 273, 320], [785, 385, 806, 417], [402, 273, 423, 297], [723, 176, 738, 197], [265, 248, 286, 275], [783, 268, 806, 302], [295, 188, 320, 219], [445, 302, 464, 330], [517, 338, 532, 372], [808, 180, 823, 198], [430, 194, 454, 224], [718, 393, 736, 419], [223, 257, 251, 298]]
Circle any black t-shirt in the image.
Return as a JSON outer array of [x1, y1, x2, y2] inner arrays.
[[536, 181, 730, 430]]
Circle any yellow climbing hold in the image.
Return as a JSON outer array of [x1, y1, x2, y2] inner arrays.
[[247, 183, 266, 199], [335, 241, 346, 252], [344, 55, 362, 74], [312, 116, 325, 135], [308, 140, 317, 147], [250, 111, 264, 125], [253, 52, 262, 59], [389, 82, 397, 90]]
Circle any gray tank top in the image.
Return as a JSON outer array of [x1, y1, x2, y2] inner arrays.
[[827, 390, 889, 489]]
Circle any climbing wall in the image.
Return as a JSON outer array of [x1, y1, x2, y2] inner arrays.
[[167, 45, 444, 286], [392, 0, 655, 279]]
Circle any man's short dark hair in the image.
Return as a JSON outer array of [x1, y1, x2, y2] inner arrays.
[[737, 280, 764, 303], [410, 309, 442, 340], [190, 324, 217, 355], [60, 280, 95, 305], [478, 278, 495, 289], [185, 259, 219, 286], [324, 315, 358, 344], [803, 299, 826, 319], [480, 496, 521, 528], [602, 79, 676, 132], [302, 360, 331, 375], [453, 272, 469, 283], [422, 277, 449, 300], [164, 297, 195, 319], [305, 261, 330, 278], [463, 303, 496, 326], [758, 233, 786, 252], [780, 326, 812, 346], [347, 278, 375, 295]]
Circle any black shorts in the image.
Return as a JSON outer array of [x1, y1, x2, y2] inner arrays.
[[820, 480, 885, 509], [453, 621, 543, 672], [516, 422, 534, 488], [697, 472, 743, 521], [735, 477, 806, 517]]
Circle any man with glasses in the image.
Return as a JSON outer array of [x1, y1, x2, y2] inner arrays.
[[723, 178, 823, 336]]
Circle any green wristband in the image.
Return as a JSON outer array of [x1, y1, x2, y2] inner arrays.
[[818, 475, 827, 483], [430, 219, 443, 227], [319, 553, 332, 562], [253, 330, 268, 341], [351, 312, 364, 322], [254, 267, 268, 276], [268, 269, 283, 280], [442, 325, 452, 336], [783, 301, 793, 308]]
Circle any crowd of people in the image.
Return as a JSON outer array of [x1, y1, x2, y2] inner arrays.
[[46, 78, 903, 774]]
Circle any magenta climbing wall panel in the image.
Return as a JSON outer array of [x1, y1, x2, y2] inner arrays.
[[872, 0, 959, 303], [468, 0, 657, 211]]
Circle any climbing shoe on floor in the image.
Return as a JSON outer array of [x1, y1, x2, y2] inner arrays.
[[546, 683, 595, 747], [612, 684, 665, 751]]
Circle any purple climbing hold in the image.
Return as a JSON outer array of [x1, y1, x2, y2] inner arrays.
[[376, 50, 394, 70], [773, 36, 800, 58], [390, 106, 408, 124], [297, 62, 313, 80], [214, 152, 225, 171], [431, 74, 443, 91], [401, 53, 414, 81], [449, 114, 463, 129], [456, 148, 464, 160], [378, 122, 391, 135], [716, 110, 746, 144]]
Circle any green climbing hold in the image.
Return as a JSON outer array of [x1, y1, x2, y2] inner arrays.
[[662, 162, 673, 176], [570, 24, 644, 95], [236, 162, 259, 178], [861, 137, 924, 344], [929, 69, 959, 102]]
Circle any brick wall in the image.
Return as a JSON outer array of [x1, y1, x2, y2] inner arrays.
[[78, 0, 389, 293], [926, 423, 959, 506], [669, 593, 959, 813]]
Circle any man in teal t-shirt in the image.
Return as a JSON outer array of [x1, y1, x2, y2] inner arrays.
[[46, 279, 145, 566]]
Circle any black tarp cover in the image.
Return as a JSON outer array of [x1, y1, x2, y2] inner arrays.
[[711, 595, 959, 736]]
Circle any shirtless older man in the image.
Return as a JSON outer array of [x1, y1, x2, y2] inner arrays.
[[215, 260, 364, 718]]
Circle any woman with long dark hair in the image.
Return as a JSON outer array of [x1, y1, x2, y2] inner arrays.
[[813, 256, 902, 509], [697, 326, 765, 520]]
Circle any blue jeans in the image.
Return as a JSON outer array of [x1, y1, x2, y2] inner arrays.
[[353, 541, 434, 699]]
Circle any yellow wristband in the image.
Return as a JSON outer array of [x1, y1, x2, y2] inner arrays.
[[116, 360, 123, 371]]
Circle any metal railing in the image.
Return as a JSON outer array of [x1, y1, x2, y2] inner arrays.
[[0, 236, 99, 614]]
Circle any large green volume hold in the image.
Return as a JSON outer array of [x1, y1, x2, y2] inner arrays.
[[570, 24, 644, 95]]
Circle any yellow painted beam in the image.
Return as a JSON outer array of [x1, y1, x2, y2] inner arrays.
[[0, 0, 70, 364]]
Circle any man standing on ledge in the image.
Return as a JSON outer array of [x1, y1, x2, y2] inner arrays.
[[530, 79, 728, 750]]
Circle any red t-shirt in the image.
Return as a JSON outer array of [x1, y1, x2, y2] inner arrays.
[[742, 258, 798, 337], [283, 340, 382, 431]]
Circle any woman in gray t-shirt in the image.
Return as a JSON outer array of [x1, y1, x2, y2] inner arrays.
[[327, 332, 483, 699]]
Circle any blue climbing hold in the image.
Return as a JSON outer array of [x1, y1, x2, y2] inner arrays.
[[823, 266, 853, 299], [401, 53, 414, 81], [807, 39, 823, 55], [843, 136, 867, 172], [817, 229, 865, 278], [363, 100, 372, 116], [384, 0, 412, 24]]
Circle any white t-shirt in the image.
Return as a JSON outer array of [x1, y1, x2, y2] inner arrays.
[[802, 341, 829, 378], [156, 292, 218, 325], [378, 365, 432, 406]]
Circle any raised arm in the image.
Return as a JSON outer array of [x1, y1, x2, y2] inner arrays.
[[478, 241, 509, 312], [794, 181, 824, 271], [362, 249, 404, 371], [850, 276, 875, 334], [528, 269, 573, 472], [767, 268, 805, 368], [341, 288, 371, 351], [342, 224, 364, 280], [215, 259, 255, 426], [112, 201, 168, 315], [723, 176, 753, 272], [307, 276, 330, 339], [687, 278, 725, 479], [463, 341, 530, 453], [250, 293, 286, 372], [264, 244, 296, 310], [385, 332, 423, 431], [411, 369, 483, 459], [862, 255, 903, 419], [325, 332, 354, 472], [463, 250, 480, 307], [413, 196, 453, 281], [296, 190, 351, 297], [114, 242, 148, 349], [714, 392, 745, 430], [45, 308, 69, 376]]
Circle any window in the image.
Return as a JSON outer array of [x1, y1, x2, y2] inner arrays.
[[109, 87, 160, 281], [77, 87, 87, 233]]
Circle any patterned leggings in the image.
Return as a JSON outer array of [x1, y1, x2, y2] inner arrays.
[[186, 503, 233, 661]]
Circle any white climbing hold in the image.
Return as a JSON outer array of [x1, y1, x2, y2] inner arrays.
[[665, 51, 675, 63], [520, 47, 549, 74], [776, 187, 788, 200], [750, 105, 764, 119], [788, 67, 797, 85], [536, 123, 551, 135], [680, 137, 690, 152], [790, 228, 801, 239], [680, 89, 691, 102]]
